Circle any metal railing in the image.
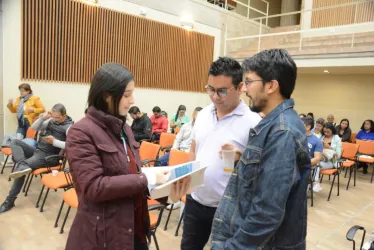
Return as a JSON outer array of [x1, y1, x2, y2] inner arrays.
[[202, 0, 269, 25], [224, 0, 374, 56]]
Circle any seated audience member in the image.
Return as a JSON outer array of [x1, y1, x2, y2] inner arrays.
[[129, 106, 152, 142], [356, 119, 374, 174], [156, 107, 202, 167], [307, 112, 314, 119], [0, 104, 73, 213], [327, 114, 336, 127], [336, 118, 352, 142], [314, 118, 325, 139], [169, 105, 189, 133], [302, 117, 323, 192], [356, 119, 374, 141], [314, 122, 342, 191], [150, 106, 168, 141], [161, 110, 168, 118], [299, 113, 306, 119]]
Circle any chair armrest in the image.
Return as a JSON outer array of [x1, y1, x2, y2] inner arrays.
[[148, 204, 165, 212], [142, 159, 161, 167], [160, 145, 172, 152], [346, 225, 365, 241], [148, 204, 165, 229], [44, 155, 66, 169]]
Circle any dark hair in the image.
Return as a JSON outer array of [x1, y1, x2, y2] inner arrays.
[[84, 108, 88, 114], [338, 119, 350, 131], [18, 83, 33, 94], [299, 113, 306, 118], [316, 118, 325, 125], [307, 112, 314, 119], [242, 49, 297, 99], [302, 117, 314, 130], [194, 107, 203, 112], [324, 122, 337, 135], [161, 111, 168, 117], [51, 103, 67, 115], [88, 63, 134, 118], [208, 57, 243, 88], [152, 106, 161, 113], [129, 106, 141, 114], [174, 105, 186, 122], [361, 119, 374, 132]]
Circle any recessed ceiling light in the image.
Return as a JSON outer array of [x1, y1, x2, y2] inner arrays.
[[324, 70, 329, 73]]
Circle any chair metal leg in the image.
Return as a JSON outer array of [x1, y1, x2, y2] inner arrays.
[[347, 168, 353, 190], [164, 203, 174, 231], [153, 233, 160, 250], [174, 210, 184, 236], [22, 174, 31, 193], [8, 163, 16, 181], [36, 185, 45, 208], [60, 206, 71, 234], [371, 166, 374, 183], [55, 200, 65, 228], [327, 174, 336, 201], [354, 164, 357, 186], [40, 188, 50, 212], [337, 172, 340, 196], [310, 179, 314, 207], [1, 155, 9, 174], [25, 174, 34, 197], [344, 168, 348, 178]]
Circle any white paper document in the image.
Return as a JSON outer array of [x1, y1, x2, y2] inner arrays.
[[142, 161, 207, 200]]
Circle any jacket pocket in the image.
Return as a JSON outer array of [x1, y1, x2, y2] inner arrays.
[[239, 146, 262, 183], [96, 144, 120, 175]]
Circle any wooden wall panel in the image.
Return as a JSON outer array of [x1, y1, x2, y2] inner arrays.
[[311, 0, 374, 28], [21, 0, 214, 93]]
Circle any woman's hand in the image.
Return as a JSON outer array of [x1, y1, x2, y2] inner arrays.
[[27, 107, 34, 113], [8, 99, 14, 105], [42, 111, 52, 120], [155, 170, 170, 185], [219, 143, 242, 163]]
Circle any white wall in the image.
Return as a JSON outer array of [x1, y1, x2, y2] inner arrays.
[[2, 0, 217, 133]]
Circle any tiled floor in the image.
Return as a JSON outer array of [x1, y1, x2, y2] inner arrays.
[[0, 162, 373, 250]]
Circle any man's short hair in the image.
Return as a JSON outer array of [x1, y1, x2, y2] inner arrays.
[[51, 103, 67, 115], [208, 57, 243, 88], [129, 106, 141, 114], [316, 118, 325, 125], [194, 107, 203, 112], [302, 117, 314, 130], [242, 49, 297, 99], [152, 106, 161, 113]]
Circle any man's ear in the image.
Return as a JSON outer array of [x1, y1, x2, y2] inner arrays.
[[267, 80, 280, 95]]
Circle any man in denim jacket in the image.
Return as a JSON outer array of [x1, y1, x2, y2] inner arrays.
[[211, 49, 311, 250]]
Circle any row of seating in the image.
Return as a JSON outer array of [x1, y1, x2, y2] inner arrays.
[[309, 140, 374, 207]]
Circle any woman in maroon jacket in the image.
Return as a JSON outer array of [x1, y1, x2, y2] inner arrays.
[[65, 63, 150, 250]]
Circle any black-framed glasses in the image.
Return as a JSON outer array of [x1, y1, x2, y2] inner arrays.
[[244, 80, 263, 86], [205, 85, 235, 98]]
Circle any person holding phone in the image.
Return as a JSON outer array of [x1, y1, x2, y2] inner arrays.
[[7, 83, 45, 138], [170, 105, 189, 133]]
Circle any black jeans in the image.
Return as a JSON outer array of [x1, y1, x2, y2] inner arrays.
[[134, 235, 148, 250], [181, 194, 217, 250], [16, 118, 30, 139]]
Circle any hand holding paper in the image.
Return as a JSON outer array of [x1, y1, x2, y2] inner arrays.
[[170, 176, 191, 202]]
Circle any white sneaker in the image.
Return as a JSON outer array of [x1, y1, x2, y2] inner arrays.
[[166, 201, 181, 210], [313, 182, 323, 193]]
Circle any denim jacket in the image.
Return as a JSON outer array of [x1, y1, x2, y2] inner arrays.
[[211, 99, 311, 250]]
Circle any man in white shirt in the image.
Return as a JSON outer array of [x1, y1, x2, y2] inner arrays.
[[181, 57, 261, 250], [155, 107, 203, 167]]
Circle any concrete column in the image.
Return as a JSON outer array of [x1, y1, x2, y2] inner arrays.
[[280, 0, 300, 26]]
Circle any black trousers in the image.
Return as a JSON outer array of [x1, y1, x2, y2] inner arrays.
[[181, 194, 217, 250], [134, 235, 148, 250]]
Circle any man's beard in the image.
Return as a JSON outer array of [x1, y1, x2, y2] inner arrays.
[[247, 94, 267, 113]]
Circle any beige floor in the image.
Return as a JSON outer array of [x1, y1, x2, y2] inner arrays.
[[0, 163, 373, 250]]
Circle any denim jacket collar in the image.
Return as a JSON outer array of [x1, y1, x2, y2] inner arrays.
[[253, 98, 295, 136]]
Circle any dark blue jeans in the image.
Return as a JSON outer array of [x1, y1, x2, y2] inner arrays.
[[155, 152, 170, 167], [181, 194, 217, 250], [16, 118, 30, 139]]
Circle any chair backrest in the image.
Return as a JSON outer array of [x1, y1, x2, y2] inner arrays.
[[26, 127, 37, 139], [168, 149, 189, 166], [139, 141, 161, 161], [342, 142, 359, 159], [356, 140, 374, 155], [350, 133, 357, 144], [159, 133, 176, 148]]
